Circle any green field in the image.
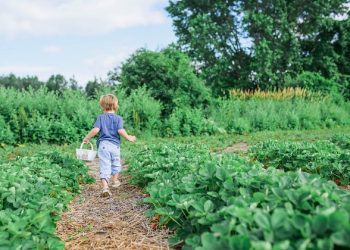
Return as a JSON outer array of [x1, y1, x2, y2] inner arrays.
[[1, 128, 350, 249]]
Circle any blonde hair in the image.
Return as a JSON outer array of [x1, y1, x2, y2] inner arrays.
[[99, 94, 118, 112]]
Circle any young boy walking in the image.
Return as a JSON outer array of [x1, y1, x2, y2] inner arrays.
[[83, 94, 136, 197]]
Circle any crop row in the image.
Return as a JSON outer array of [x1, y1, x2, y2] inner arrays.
[[249, 136, 350, 185], [0, 152, 94, 249], [126, 144, 350, 249]]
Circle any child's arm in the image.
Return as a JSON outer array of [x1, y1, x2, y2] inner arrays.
[[83, 128, 100, 143], [118, 129, 136, 142]]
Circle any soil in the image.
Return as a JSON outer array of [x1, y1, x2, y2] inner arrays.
[[221, 142, 249, 153], [56, 160, 169, 250]]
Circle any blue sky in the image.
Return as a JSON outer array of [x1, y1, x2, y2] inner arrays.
[[0, 0, 176, 86]]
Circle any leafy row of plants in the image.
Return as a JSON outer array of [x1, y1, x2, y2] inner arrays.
[[1, 86, 350, 145], [126, 143, 350, 249], [249, 138, 350, 185], [0, 151, 94, 249]]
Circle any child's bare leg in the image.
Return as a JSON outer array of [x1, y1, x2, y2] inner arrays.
[[111, 172, 121, 188], [111, 173, 119, 182], [101, 178, 109, 189]]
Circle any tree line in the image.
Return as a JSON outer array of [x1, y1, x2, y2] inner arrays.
[[165, 0, 350, 97], [0, 74, 114, 97]]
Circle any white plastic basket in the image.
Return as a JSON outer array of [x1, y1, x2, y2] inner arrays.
[[76, 142, 97, 161]]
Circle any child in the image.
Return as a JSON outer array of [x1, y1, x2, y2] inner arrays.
[[83, 94, 136, 197]]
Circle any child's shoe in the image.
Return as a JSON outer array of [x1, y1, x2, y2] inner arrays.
[[111, 180, 121, 188], [101, 188, 112, 197]]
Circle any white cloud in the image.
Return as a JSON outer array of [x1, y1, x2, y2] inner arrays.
[[0, 65, 55, 75], [0, 0, 167, 37], [80, 46, 136, 83], [43, 45, 61, 53]]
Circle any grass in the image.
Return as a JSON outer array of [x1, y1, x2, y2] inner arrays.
[[2, 126, 349, 162], [122, 126, 350, 159]]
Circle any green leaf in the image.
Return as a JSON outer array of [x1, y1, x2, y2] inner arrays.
[[47, 237, 65, 250], [316, 239, 332, 250], [296, 239, 311, 250], [200, 232, 220, 249], [271, 209, 288, 229], [253, 192, 266, 202], [216, 167, 228, 181], [284, 202, 294, 215], [254, 211, 271, 231], [228, 235, 251, 250], [329, 209, 349, 231], [311, 214, 328, 236], [251, 241, 272, 250], [331, 230, 350, 247], [272, 240, 290, 250], [211, 221, 230, 236], [204, 200, 214, 213]]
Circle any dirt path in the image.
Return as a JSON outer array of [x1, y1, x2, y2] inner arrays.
[[56, 160, 169, 250], [221, 142, 249, 153]]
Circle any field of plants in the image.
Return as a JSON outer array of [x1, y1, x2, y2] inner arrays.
[[125, 134, 350, 249], [1, 87, 350, 146], [0, 84, 350, 249], [0, 147, 94, 249]]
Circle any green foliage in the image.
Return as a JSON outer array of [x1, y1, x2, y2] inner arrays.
[[249, 139, 350, 185], [84, 78, 116, 98], [288, 71, 339, 94], [211, 97, 350, 134], [167, 0, 350, 96], [167, 0, 251, 94], [0, 87, 99, 145], [0, 74, 82, 93], [0, 151, 94, 249], [117, 87, 162, 134], [331, 134, 350, 150], [45, 74, 68, 94], [163, 108, 205, 136], [0, 115, 15, 145], [49, 116, 79, 144], [1, 86, 349, 144], [126, 143, 350, 249], [117, 46, 212, 115]]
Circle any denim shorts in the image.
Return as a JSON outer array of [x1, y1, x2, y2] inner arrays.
[[98, 140, 121, 181]]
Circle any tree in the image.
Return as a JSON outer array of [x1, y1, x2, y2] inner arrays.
[[0, 74, 44, 90], [68, 76, 81, 91], [117, 46, 212, 116], [167, 0, 251, 94], [167, 0, 350, 93], [85, 78, 100, 98], [243, 0, 349, 89], [46, 74, 68, 93]]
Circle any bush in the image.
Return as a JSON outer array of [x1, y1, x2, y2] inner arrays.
[[118, 46, 212, 116], [210, 97, 350, 133], [0, 115, 15, 145], [117, 87, 162, 135], [163, 108, 206, 136], [291, 71, 339, 94]]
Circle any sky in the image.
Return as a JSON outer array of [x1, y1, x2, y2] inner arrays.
[[0, 0, 176, 86]]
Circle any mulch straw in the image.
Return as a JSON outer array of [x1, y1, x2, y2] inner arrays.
[[56, 160, 170, 250]]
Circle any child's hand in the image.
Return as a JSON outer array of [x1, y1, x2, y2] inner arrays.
[[127, 135, 137, 142], [83, 137, 90, 143]]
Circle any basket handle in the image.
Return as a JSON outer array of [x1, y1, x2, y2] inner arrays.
[[80, 142, 94, 150]]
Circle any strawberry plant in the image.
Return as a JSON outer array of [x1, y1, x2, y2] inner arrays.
[[249, 140, 350, 185], [126, 143, 350, 249], [0, 151, 94, 249]]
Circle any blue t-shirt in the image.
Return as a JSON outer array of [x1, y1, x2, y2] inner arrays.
[[93, 113, 123, 148]]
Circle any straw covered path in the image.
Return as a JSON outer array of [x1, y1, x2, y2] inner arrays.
[[56, 159, 169, 250]]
